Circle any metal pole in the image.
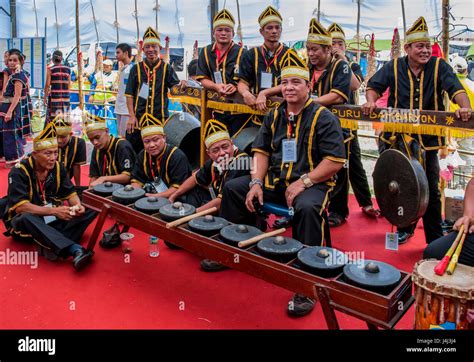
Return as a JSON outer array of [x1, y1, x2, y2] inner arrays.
[[400, 0, 407, 35], [33, 0, 39, 37], [317, 0, 321, 21], [155, 0, 159, 31], [54, 0, 59, 49], [356, 0, 361, 63], [89, 0, 100, 44], [442, 0, 450, 59], [114, 0, 119, 43], [75, 0, 84, 110]]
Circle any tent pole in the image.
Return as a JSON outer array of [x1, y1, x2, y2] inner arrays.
[[317, 0, 321, 21], [33, 0, 39, 37], [114, 0, 119, 43], [356, 0, 361, 63], [75, 0, 84, 110], [400, 0, 406, 35], [134, 0, 140, 43], [442, 0, 450, 59], [54, 0, 59, 49], [89, 0, 100, 44], [155, 0, 159, 31]]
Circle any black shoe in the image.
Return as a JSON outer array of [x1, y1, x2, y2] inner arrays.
[[397, 231, 414, 245], [328, 212, 346, 227], [72, 249, 94, 271], [99, 224, 121, 248], [164, 240, 182, 250], [273, 216, 292, 229], [287, 294, 316, 317], [200, 259, 228, 272]]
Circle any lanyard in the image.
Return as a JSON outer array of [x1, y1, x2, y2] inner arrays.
[[144, 60, 161, 84], [37, 177, 47, 205], [102, 153, 108, 176], [285, 110, 300, 139], [311, 69, 324, 91], [261, 44, 284, 72], [215, 42, 234, 71], [148, 153, 163, 181]]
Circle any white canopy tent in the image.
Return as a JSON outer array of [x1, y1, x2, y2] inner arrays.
[[0, 0, 472, 50]]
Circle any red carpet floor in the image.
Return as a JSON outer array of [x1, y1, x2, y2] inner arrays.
[[0, 164, 427, 330]]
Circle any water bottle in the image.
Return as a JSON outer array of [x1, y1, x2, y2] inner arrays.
[[149, 236, 160, 257]]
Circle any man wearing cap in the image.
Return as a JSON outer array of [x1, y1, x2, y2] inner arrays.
[[130, 113, 192, 198], [52, 115, 87, 186], [2, 123, 96, 271], [305, 18, 352, 228], [195, 9, 246, 135], [221, 49, 346, 316], [237, 5, 290, 124], [169, 118, 251, 271], [85, 112, 137, 248], [362, 17, 472, 244], [326, 22, 379, 224], [86, 112, 136, 188], [125, 27, 181, 154]]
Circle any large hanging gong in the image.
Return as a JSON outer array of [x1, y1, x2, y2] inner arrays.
[[164, 112, 201, 169], [373, 149, 429, 228]]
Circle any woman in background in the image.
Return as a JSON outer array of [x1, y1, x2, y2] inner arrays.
[[0, 49, 28, 167]]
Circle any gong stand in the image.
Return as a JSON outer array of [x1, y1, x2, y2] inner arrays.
[[83, 190, 414, 330]]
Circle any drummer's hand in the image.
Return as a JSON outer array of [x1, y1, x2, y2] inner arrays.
[[70, 204, 86, 216], [454, 215, 474, 234], [127, 115, 138, 133], [455, 107, 472, 122], [361, 101, 377, 116], [285, 179, 305, 208], [256, 92, 268, 112], [53, 206, 74, 221], [89, 177, 106, 188], [224, 84, 237, 95], [468, 309, 474, 324], [245, 184, 263, 213], [242, 91, 257, 108]]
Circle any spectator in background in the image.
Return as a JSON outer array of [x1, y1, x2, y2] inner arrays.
[[44, 50, 71, 124], [450, 56, 474, 111], [115, 43, 134, 138]]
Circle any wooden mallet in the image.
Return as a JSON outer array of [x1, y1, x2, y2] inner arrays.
[[446, 231, 467, 275], [433, 225, 464, 276]]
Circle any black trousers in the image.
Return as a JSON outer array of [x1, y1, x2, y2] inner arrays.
[[126, 129, 144, 155], [220, 175, 332, 246], [423, 231, 474, 267], [10, 210, 97, 260], [398, 150, 443, 243], [329, 133, 373, 217], [181, 187, 212, 208]]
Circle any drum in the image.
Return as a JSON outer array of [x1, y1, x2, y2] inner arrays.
[[412, 260, 474, 330]]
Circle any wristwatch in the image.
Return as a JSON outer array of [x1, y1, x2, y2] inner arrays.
[[249, 178, 263, 189], [300, 174, 314, 188]]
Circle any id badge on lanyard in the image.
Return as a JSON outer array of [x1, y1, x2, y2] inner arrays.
[[282, 139, 297, 163], [43, 203, 57, 224], [153, 177, 169, 193], [213, 71, 224, 84], [139, 82, 150, 99], [260, 72, 273, 89]]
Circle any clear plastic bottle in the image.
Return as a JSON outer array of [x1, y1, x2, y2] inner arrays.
[[149, 236, 160, 257]]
